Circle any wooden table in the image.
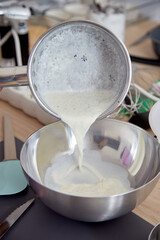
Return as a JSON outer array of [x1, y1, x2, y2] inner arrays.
[[126, 20, 160, 226], [0, 19, 160, 226]]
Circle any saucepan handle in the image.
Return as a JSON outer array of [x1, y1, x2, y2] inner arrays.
[[0, 66, 28, 87]]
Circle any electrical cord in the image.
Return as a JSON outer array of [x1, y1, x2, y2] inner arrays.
[[130, 55, 160, 66], [131, 83, 160, 102], [0, 28, 22, 66], [0, 30, 12, 47], [11, 28, 22, 66]]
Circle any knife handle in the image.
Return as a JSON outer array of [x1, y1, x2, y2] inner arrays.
[[3, 114, 17, 161], [0, 221, 9, 239]]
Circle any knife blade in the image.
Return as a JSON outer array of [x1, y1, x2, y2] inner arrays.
[[129, 25, 160, 47], [129, 31, 151, 47], [0, 198, 35, 239]]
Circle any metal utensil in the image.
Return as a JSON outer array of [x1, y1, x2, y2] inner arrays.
[[0, 20, 131, 119], [129, 26, 160, 47], [0, 198, 35, 239], [129, 29, 152, 47], [0, 114, 28, 195], [130, 25, 160, 58]]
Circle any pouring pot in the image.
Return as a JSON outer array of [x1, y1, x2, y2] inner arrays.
[[0, 20, 131, 119]]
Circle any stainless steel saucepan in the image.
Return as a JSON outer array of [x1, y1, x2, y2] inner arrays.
[[0, 20, 132, 119]]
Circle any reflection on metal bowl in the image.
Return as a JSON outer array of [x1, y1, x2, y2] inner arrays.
[[20, 119, 160, 222]]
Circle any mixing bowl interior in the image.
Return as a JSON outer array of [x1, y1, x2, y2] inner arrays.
[[23, 119, 160, 188], [20, 119, 160, 222]]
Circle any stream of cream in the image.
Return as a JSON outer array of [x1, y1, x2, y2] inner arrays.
[[44, 90, 114, 170], [43, 90, 132, 196]]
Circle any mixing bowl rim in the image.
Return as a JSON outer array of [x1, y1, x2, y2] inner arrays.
[[20, 118, 160, 199]]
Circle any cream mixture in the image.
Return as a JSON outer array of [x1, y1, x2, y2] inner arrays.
[[44, 90, 113, 169], [43, 90, 132, 196]]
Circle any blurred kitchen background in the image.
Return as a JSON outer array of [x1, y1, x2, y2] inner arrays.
[[0, 0, 160, 127], [0, 0, 160, 66]]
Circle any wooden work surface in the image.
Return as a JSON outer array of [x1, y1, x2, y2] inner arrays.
[[0, 19, 160, 226], [126, 20, 160, 226]]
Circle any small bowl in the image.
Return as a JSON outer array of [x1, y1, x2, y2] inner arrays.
[[20, 119, 160, 222]]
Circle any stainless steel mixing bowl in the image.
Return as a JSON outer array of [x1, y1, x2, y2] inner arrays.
[[20, 119, 160, 222]]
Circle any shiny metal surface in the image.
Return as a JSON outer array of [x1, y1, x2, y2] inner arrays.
[[0, 198, 35, 239], [0, 20, 131, 119], [28, 20, 131, 119], [20, 119, 160, 222], [149, 223, 160, 240], [0, 66, 28, 87]]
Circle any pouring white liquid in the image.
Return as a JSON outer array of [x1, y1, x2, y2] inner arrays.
[[44, 89, 114, 169], [43, 89, 133, 196]]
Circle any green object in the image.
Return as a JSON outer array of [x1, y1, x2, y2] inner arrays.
[[119, 94, 155, 117], [0, 160, 28, 195], [137, 95, 155, 113]]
